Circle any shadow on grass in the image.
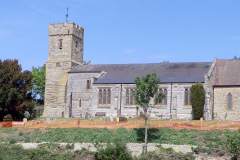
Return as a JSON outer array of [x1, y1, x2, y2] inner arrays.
[[134, 128, 160, 142]]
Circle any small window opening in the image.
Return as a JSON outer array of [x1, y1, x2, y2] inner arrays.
[[56, 62, 61, 67], [59, 39, 63, 49], [75, 41, 78, 48], [86, 80, 91, 89]]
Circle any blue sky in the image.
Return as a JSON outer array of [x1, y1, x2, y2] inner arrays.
[[1, 0, 240, 70]]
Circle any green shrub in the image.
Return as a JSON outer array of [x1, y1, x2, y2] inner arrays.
[[227, 132, 240, 160], [95, 142, 132, 160], [191, 84, 205, 120]]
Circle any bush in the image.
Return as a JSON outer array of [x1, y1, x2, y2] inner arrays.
[[95, 142, 132, 160], [191, 84, 205, 120], [227, 132, 240, 160]]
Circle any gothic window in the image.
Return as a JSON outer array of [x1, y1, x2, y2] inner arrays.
[[227, 93, 233, 110], [155, 88, 167, 105], [58, 39, 63, 49], [184, 88, 191, 105], [126, 88, 135, 105], [86, 80, 91, 89], [98, 88, 111, 105]]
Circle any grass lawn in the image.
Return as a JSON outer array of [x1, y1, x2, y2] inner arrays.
[[0, 128, 238, 152]]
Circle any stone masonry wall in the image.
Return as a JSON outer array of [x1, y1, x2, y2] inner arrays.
[[213, 87, 240, 120], [67, 72, 196, 119], [44, 23, 84, 117]]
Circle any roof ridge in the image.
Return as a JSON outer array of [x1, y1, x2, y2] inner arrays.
[[83, 61, 210, 66]]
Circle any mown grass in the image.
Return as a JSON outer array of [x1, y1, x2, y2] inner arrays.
[[0, 128, 237, 152]]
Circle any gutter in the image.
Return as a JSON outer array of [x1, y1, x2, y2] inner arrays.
[[93, 81, 205, 85]]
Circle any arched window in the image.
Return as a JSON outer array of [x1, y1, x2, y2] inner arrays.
[[227, 93, 233, 110], [184, 88, 191, 105]]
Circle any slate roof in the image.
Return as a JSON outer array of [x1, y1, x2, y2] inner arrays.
[[70, 62, 211, 84], [213, 59, 240, 86]]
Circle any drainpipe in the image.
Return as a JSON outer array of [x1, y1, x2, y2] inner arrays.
[[70, 92, 72, 118], [119, 84, 123, 116], [170, 82, 173, 119]]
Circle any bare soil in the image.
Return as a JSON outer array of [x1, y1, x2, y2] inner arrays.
[[8, 118, 240, 130]]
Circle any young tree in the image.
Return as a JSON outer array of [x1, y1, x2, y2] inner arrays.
[[0, 59, 33, 121], [32, 65, 45, 104], [190, 83, 205, 120], [135, 73, 163, 154]]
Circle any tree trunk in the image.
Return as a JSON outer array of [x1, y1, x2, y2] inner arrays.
[[143, 110, 148, 154]]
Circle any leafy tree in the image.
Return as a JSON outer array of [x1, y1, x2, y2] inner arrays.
[[0, 59, 33, 121], [32, 65, 45, 104], [190, 83, 205, 120], [135, 73, 163, 154]]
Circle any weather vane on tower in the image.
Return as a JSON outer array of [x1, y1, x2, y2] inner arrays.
[[65, 8, 69, 23]]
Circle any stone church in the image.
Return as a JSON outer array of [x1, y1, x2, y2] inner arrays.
[[43, 22, 240, 120]]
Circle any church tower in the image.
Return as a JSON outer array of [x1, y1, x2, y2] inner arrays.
[[44, 23, 84, 117]]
